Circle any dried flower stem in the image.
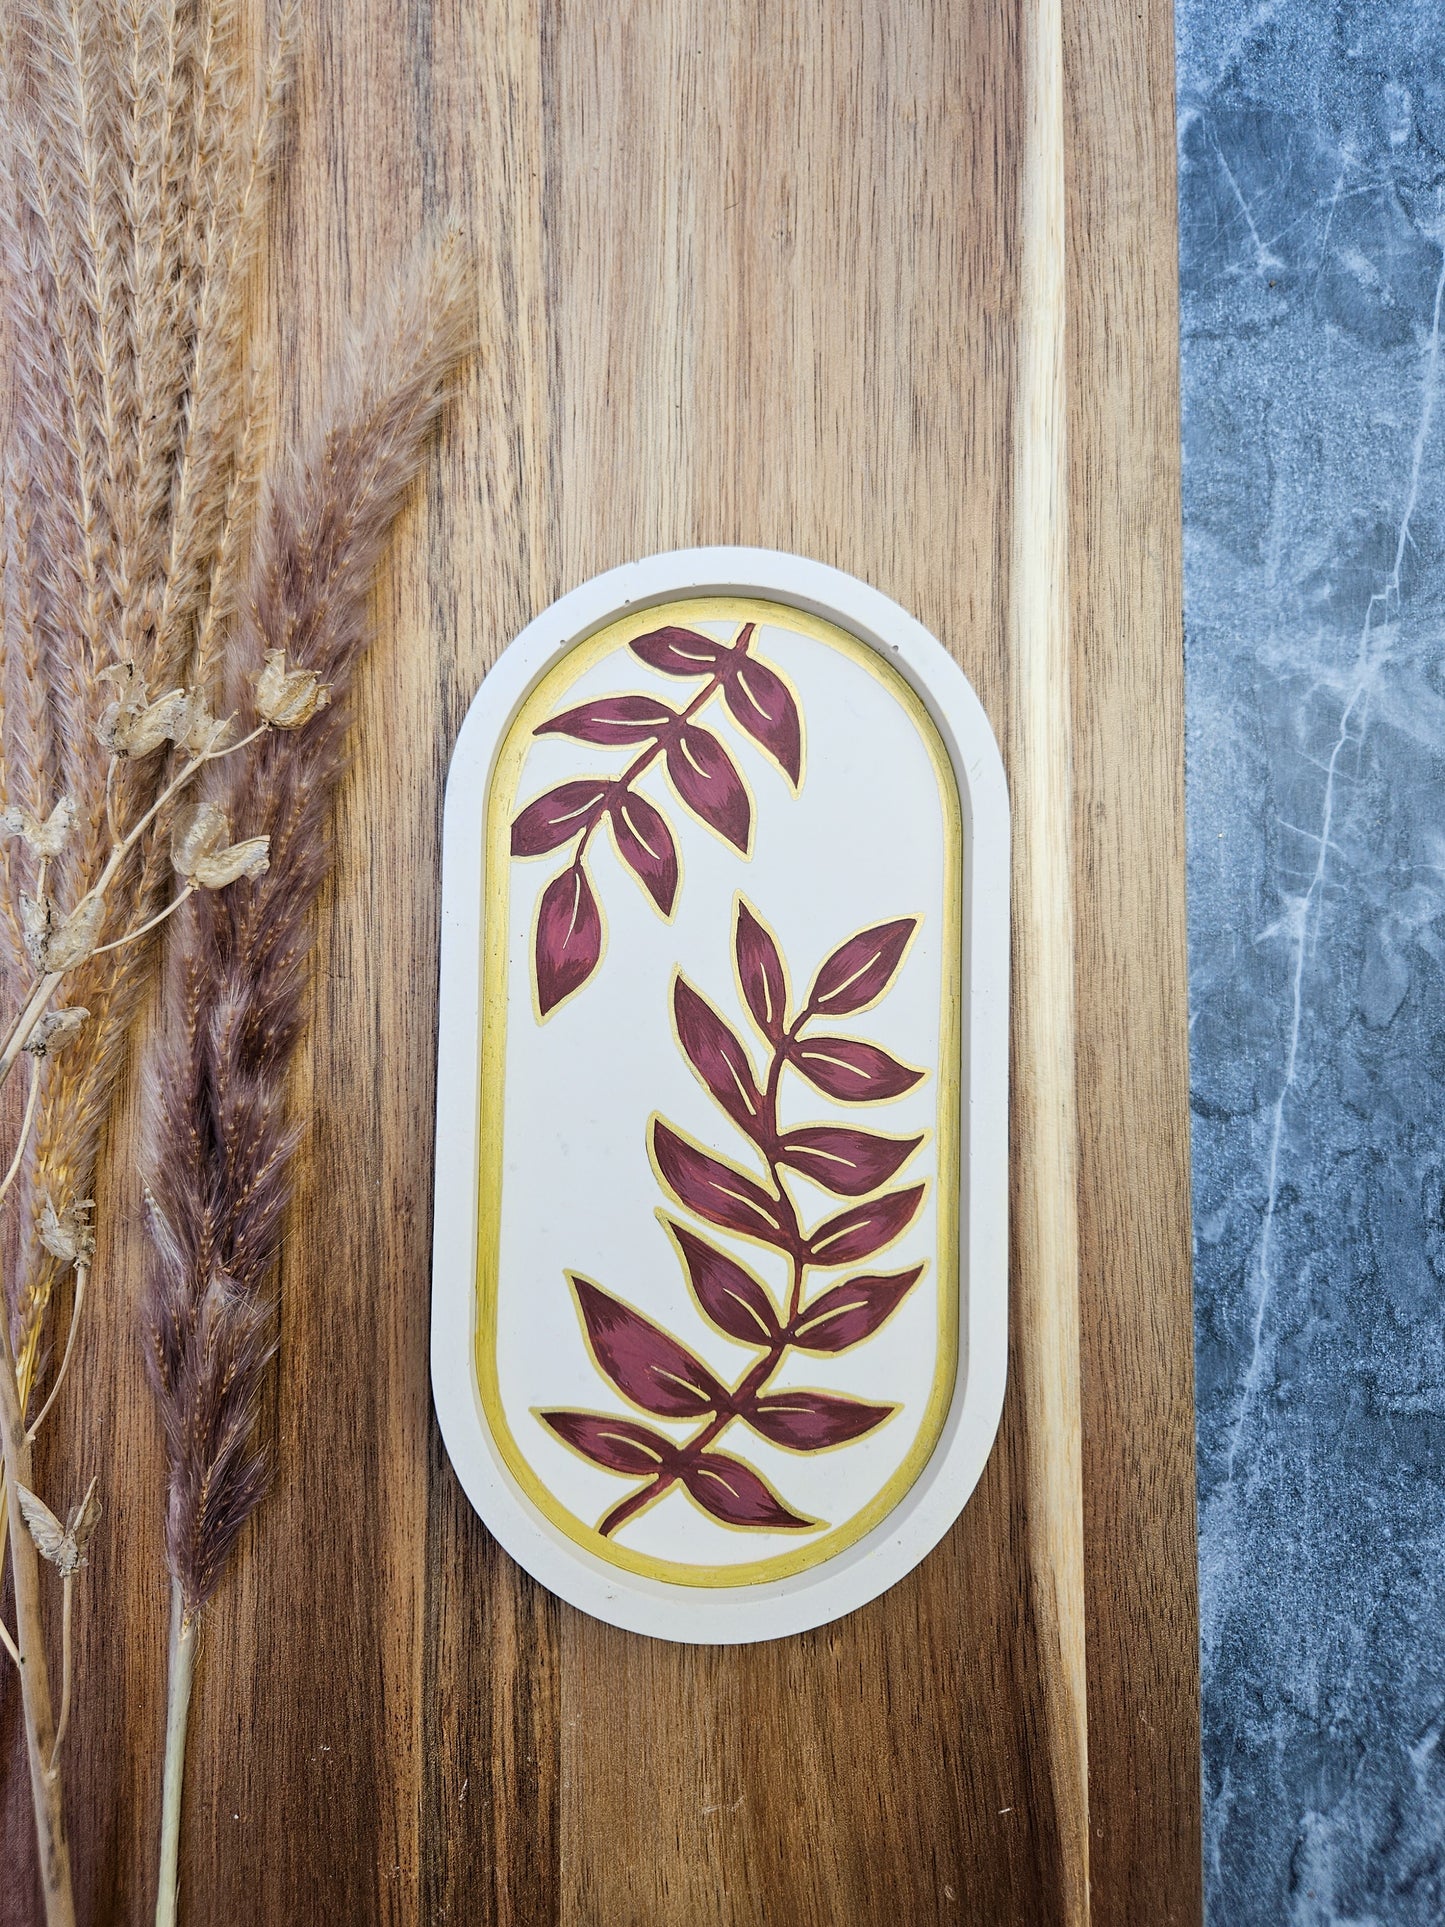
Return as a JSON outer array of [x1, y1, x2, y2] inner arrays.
[[0, 1314, 74, 1927], [91, 885, 194, 956], [0, 1059, 43, 1204], [0, 719, 261, 1090], [50, 1565, 76, 1768], [25, 1261, 87, 1444], [155, 1583, 196, 1927]]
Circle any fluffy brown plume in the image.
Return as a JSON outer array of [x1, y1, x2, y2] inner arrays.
[[142, 235, 473, 1616], [0, 0, 288, 1391]]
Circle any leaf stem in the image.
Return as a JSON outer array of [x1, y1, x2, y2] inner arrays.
[[599, 1013, 811, 1537], [572, 627, 752, 865]]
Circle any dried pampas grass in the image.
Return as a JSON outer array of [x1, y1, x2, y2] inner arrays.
[[141, 232, 474, 1927], [0, 5, 291, 1919]]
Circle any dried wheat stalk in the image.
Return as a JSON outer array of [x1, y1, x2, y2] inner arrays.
[[0, 3, 290, 1919], [141, 232, 473, 1927]]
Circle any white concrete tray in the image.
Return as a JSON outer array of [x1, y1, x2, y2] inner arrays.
[[431, 548, 1008, 1643]]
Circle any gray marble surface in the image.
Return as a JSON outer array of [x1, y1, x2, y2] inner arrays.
[[1178, 2, 1445, 1919]]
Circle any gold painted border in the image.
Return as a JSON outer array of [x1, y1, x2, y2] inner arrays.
[[476, 595, 964, 1587]]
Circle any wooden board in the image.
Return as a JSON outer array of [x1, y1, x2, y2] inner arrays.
[[2, 0, 1200, 1920]]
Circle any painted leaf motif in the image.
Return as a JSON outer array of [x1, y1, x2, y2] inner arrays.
[[723, 653, 802, 786], [788, 1034, 924, 1103], [744, 1390, 893, 1451], [734, 900, 788, 1041], [789, 1265, 925, 1352], [665, 725, 751, 851], [776, 1125, 924, 1197], [629, 625, 727, 676], [679, 1450, 813, 1529], [541, 1410, 677, 1476], [609, 791, 678, 915], [669, 1221, 780, 1345], [535, 864, 603, 1015], [807, 1184, 925, 1268], [511, 779, 609, 856], [652, 1121, 785, 1246], [571, 1276, 724, 1417], [673, 977, 765, 1137], [808, 918, 917, 1016], [535, 695, 676, 745]]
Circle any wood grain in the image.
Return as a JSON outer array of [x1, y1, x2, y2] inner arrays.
[[2, 1, 1200, 1921]]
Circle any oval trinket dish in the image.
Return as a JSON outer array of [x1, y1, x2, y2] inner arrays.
[[432, 548, 1008, 1643]]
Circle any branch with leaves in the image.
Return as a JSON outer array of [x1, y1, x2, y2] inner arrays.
[[511, 622, 803, 1014], [542, 900, 929, 1541]]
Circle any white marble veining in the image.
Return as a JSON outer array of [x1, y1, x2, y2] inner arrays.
[[1179, 2, 1445, 1918]]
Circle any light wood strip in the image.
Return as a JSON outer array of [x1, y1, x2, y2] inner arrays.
[[1007, 0, 1092, 1920]]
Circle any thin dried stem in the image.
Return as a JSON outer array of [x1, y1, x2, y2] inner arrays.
[[92, 884, 194, 956], [0, 1314, 74, 1925], [155, 1581, 196, 1927], [0, 1057, 43, 1205], [50, 1567, 76, 1768], [25, 1262, 87, 1444]]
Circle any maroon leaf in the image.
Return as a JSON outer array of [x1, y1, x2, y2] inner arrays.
[[723, 654, 802, 787], [571, 1276, 724, 1417], [652, 1120, 786, 1246], [807, 1185, 925, 1268], [629, 625, 728, 677], [540, 1410, 677, 1476], [743, 1390, 892, 1451], [808, 918, 917, 1016], [609, 791, 678, 915], [511, 779, 609, 857], [789, 1265, 925, 1352], [668, 1221, 780, 1345], [788, 1034, 924, 1102], [665, 726, 751, 851], [673, 977, 765, 1137], [735, 900, 788, 1041], [535, 694, 676, 745], [776, 1125, 924, 1198], [535, 863, 603, 1015], [678, 1450, 813, 1529]]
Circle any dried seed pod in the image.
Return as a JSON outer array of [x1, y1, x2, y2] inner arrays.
[[38, 1197, 96, 1269], [96, 662, 190, 757], [23, 1006, 90, 1056], [15, 1477, 101, 1577], [254, 649, 329, 728], [173, 690, 233, 757], [171, 802, 270, 890], [1, 797, 78, 858], [20, 892, 106, 973], [19, 892, 54, 968]]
